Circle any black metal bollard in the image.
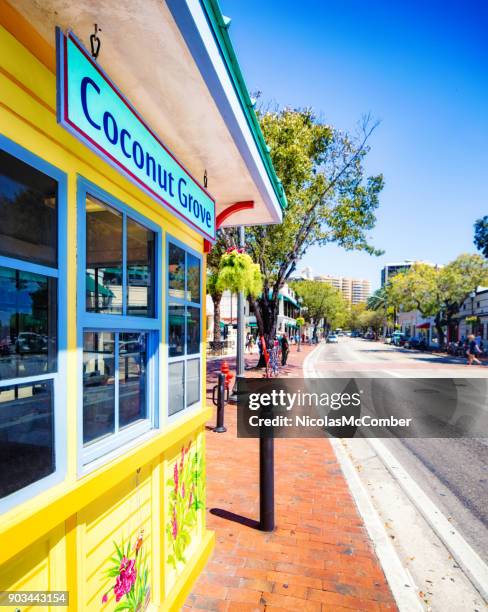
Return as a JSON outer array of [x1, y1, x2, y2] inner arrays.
[[259, 436, 275, 531], [212, 372, 227, 433]]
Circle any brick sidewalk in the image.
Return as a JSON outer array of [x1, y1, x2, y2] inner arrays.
[[185, 345, 397, 611]]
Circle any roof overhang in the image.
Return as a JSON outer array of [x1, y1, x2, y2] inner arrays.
[[11, 0, 284, 231]]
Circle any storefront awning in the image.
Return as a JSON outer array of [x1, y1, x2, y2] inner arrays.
[[13, 0, 285, 230], [416, 323, 430, 329]]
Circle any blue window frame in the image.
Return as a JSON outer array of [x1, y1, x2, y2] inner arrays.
[[0, 135, 67, 514], [166, 236, 202, 418], [77, 178, 161, 469]]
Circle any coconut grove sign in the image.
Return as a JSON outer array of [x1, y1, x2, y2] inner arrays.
[[56, 29, 216, 241]]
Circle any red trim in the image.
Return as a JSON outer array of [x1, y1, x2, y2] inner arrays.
[[216, 201, 254, 228], [416, 323, 430, 329], [203, 201, 255, 253]]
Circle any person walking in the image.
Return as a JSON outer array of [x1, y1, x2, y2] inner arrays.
[[466, 334, 482, 365], [281, 334, 290, 366]]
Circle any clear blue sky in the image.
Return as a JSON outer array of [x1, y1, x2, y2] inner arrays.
[[221, 0, 488, 290]]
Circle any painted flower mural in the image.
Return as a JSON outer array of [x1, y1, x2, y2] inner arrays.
[[101, 530, 150, 611], [166, 439, 204, 570]]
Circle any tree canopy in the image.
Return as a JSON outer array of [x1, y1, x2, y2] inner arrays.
[[474, 216, 488, 258], [291, 280, 347, 332], [219, 108, 384, 340]]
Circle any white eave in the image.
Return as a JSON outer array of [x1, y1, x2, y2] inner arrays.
[[12, 0, 284, 230]]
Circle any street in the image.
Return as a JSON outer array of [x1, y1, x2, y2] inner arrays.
[[306, 336, 488, 564]]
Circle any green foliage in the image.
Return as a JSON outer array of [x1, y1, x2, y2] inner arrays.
[[344, 302, 366, 330], [291, 280, 348, 329], [474, 216, 488, 258], [358, 308, 385, 334], [236, 108, 383, 338], [295, 316, 305, 327], [216, 248, 262, 297]]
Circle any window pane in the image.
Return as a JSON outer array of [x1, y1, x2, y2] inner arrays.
[[0, 380, 54, 499], [186, 358, 200, 407], [86, 197, 122, 314], [187, 254, 200, 303], [0, 267, 57, 381], [169, 304, 185, 357], [187, 306, 200, 354], [168, 361, 184, 416], [127, 219, 155, 317], [119, 332, 147, 428], [168, 243, 185, 299], [0, 149, 57, 267], [83, 331, 115, 444]]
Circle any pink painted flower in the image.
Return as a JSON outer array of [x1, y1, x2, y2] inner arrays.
[[181, 482, 185, 498], [134, 531, 144, 556], [101, 593, 108, 604], [114, 557, 137, 602], [173, 462, 179, 492]]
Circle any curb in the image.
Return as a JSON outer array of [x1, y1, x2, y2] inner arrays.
[[367, 438, 488, 603], [330, 438, 423, 612]]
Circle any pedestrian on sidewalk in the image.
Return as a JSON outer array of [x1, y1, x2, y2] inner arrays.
[[466, 334, 482, 365], [281, 333, 290, 366]]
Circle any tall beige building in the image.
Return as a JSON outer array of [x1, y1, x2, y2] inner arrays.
[[315, 275, 371, 305]]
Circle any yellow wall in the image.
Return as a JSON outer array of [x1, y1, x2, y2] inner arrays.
[[0, 5, 214, 609]]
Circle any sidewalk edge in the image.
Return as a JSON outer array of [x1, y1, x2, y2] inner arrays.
[[330, 438, 423, 612], [367, 438, 488, 604]]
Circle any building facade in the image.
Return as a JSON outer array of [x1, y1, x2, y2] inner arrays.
[[0, 1, 284, 609], [315, 275, 371, 305]]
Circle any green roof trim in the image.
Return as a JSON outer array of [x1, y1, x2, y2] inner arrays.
[[200, 0, 287, 210]]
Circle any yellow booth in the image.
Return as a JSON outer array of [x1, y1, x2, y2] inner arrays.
[[0, 0, 285, 609]]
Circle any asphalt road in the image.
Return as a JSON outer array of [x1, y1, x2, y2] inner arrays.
[[307, 336, 488, 562]]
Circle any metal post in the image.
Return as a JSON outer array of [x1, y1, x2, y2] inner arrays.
[[259, 436, 275, 531], [237, 226, 245, 376], [213, 372, 227, 433]]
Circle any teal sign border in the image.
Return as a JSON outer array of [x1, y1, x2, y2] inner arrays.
[[56, 28, 216, 241]]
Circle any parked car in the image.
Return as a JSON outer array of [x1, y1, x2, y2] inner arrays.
[[327, 333, 339, 344], [405, 336, 428, 350], [350, 331, 361, 338], [391, 332, 408, 347]]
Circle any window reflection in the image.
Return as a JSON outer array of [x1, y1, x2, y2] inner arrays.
[[187, 306, 200, 354], [119, 332, 147, 428], [83, 331, 115, 444], [127, 218, 155, 318], [168, 361, 184, 416], [168, 243, 185, 299], [186, 359, 200, 407], [0, 267, 57, 380], [0, 380, 54, 499], [0, 149, 57, 267], [187, 253, 200, 303], [169, 304, 185, 357], [86, 197, 123, 314]]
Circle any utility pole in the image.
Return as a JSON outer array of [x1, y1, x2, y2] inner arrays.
[[236, 226, 245, 376]]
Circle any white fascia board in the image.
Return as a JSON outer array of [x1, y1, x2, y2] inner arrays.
[[166, 0, 282, 224]]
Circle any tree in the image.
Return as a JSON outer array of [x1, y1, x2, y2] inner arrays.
[[358, 309, 385, 339], [474, 216, 488, 257], [291, 280, 348, 339], [217, 109, 384, 346], [345, 302, 366, 331], [206, 237, 227, 344], [387, 255, 488, 346]]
